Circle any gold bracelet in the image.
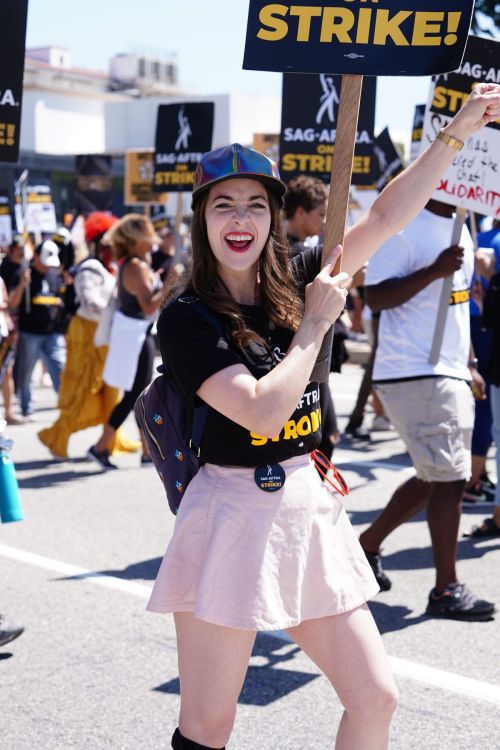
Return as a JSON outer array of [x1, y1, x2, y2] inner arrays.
[[436, 128, 464, 151]]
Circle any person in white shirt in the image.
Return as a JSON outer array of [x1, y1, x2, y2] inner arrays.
[[358, 199, 494, 621]]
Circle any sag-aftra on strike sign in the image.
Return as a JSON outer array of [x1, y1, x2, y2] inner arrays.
[[243, 0, 474, 76]]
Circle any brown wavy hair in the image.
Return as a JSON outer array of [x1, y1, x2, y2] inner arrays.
[[170, 187, 303, 348], [104, 213, 160, 260]]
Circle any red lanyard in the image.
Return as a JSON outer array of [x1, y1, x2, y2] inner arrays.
[[311, 449, 350, 497]]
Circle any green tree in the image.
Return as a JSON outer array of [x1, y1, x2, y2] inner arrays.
[[472, 0, 500, 35]]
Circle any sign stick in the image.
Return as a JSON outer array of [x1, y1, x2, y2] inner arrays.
[[174, 192, 185, 262], [428, 207, 467, 365], [311, 74, 363, 382]]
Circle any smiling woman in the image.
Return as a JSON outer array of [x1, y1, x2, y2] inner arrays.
[[146, 78, 500, 750]]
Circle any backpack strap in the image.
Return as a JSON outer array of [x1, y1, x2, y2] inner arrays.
[[183, 298, 227, 455]]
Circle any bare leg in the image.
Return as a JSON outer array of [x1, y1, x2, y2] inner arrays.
[[94, 423, 116, 453], [2, 366, 16, 420], [360, 476, 430, 553], [286, 606, 398, 750], [371, 389, 385, 419], [466, 455, 486, 487], [426, 480, 464, 592], [174, 613, 255, 748]]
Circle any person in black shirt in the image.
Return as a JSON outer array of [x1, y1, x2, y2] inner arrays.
[[149, 80, 500, 750], [9, 240, 66, 418], [0, 235, 24, 293]]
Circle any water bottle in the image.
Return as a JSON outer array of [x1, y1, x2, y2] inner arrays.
[[0, 420, 24, 523]]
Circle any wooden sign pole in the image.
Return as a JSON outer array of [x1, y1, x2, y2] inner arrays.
[[428, 207, 467, 365], [311, 74, 363, 382]]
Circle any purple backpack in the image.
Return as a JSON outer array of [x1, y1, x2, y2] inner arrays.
[[134, 299, 224, 514]]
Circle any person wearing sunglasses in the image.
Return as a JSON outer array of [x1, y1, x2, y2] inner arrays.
[[147, 82, 500, 750]]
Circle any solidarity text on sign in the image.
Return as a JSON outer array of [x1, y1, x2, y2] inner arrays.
[[244, 0, 475, 76], [421, 35, 500, 217]]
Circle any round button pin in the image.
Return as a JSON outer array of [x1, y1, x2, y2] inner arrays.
[[254, 464, 286, 492]]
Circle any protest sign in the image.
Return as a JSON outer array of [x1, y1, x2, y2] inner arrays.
[[244, 1, 475, 76], [243, 0, 475, 380], [0, 192, 12, 245], [153, 103, 214, 193], [253, 133, 280, 164], [372, 127, 404, 191], [125, 149, 169, 206], [0, 1, 28, 163], [421, 35, 500, 218], [280, 73, 376, 185], [409, 104, 425, 162], [75, 155, 113, 212], [14, 185, 57, 234]]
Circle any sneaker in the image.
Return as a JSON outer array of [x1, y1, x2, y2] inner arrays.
[[462, 482, 494, 506], [426, 582, 495, 621], [87, 446, 117, 471], [371, 415, 392, 432], [479, 473, 496, 500], [0, 614, 24, 647], [140, 454, 153, 465], [363, 549, 392, 591], [345, 424, 371, 442]]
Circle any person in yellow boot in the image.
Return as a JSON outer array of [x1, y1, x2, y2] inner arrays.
[[38, 213, 140, 460]]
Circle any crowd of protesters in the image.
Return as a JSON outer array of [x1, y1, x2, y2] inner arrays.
[[1, 170, 499, 653]]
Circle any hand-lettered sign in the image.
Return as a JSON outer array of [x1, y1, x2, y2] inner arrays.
[[421, 34, 500, 217], [0, 0, 28, 163], [14, 185, 57, 234], [243, 0, 475, 76], [280, 73, 376, 185], [0, 191, 13, 246], [153, 103, 214, 193]]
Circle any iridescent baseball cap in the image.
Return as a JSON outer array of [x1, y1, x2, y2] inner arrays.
[[192, 143, 286, 209]]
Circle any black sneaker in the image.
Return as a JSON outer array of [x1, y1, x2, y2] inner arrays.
[[480, 472, 496, 493], [0, 614, 24, 647], [363, 549, 392, 591], [462, 482, 494, 506], [87, 446, 117, 470], [345, 424, 371, 442], [426, 583, 495, 621]]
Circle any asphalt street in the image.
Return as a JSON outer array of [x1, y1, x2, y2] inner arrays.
[[2, 363, 499, 750]]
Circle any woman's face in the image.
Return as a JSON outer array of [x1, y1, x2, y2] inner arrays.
[[205, 178, 271, 281]]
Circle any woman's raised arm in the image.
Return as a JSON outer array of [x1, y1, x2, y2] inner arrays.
[[342, 83, 500, 277]]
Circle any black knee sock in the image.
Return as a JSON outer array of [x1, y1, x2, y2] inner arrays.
[[171, 727, 225, 750]]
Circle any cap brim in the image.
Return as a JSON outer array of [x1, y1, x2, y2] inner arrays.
[[192, 173, 286, 209]]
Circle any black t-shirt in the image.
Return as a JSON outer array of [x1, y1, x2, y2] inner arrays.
[[0, 257, 22, 293], [18, 266, 65, 335], [156, 246, 323, 466]]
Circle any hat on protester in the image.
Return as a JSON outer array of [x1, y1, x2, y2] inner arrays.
[[53, 227, 71, 246], [191, 143, 286, 209], [84, 212, 118, 244], [36, 240, 60, 268]]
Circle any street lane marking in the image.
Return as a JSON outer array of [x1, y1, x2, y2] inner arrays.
[[0, 543, 152, 599], [1, 543, 499, 706], [335, 458, 415, 472]]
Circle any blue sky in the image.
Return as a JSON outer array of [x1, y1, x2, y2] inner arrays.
[[26, 0, 433, 143]]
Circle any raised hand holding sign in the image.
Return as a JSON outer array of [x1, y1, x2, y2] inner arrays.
[[244, 0, 476, 379]]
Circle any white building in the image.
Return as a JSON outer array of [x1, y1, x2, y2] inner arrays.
[[20, 47, 280, 156]]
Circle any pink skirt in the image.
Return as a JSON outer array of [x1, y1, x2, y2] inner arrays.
[[147, 454, 379, 630]]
